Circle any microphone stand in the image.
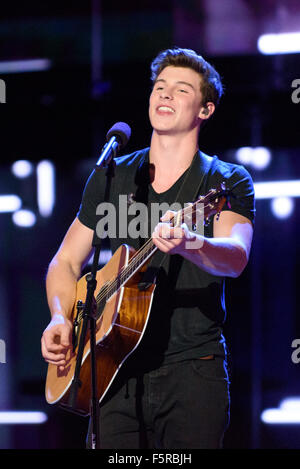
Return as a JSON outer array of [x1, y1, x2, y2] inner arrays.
[[66, 139, 118, 449]]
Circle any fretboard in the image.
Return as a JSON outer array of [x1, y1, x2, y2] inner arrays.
[[95, 238, 158, 305]]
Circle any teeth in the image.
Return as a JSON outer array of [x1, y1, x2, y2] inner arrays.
[[158, 106, 175, 113]]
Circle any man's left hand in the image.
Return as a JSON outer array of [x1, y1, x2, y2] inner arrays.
[[152, 210, 197, 254]]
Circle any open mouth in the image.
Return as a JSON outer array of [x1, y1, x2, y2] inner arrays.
[[156, 106, 175, 114]]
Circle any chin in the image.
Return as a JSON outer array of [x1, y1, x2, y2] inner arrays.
[[154, 127, 177, 136]]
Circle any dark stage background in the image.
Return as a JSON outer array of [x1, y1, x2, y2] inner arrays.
[[0, 0, 299, 450]]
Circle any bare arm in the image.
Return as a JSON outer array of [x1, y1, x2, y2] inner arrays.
[[46, 218, 94, 318], [152, 210, 253, 278], [41, 218, 94, 369]]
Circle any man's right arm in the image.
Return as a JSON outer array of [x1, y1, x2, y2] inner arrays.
[[41, 217, 94, 370]]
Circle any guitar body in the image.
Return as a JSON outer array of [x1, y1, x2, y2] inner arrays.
[[45, 244, 156, 416]]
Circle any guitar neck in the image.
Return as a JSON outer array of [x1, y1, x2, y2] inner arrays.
[[96, 238, 158, 305], [121, 238, 158, 285], [113, 210, 183, 293], [96, 185, 229, 305]]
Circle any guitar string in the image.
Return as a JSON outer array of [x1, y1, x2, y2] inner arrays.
[[77, 191, 224, 321], [94, 195, 215, 304], [94, 200, 201, 303], [77, 202, 198, 322], [99, 189, 228, 303], [79, 194, 221, 324]]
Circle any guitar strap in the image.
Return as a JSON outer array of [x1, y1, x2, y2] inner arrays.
[[138, 150, 218, 290]]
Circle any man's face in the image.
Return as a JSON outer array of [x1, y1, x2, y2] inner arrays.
[[149, 66, 205, 136]]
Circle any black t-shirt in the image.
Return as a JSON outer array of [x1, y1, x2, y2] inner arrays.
[[77, 148, 255, 371]]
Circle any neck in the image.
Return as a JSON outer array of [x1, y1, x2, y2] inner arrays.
[[149, 130, 199, 174]]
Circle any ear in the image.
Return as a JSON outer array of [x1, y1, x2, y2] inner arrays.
[[199, 102, 215, 120]]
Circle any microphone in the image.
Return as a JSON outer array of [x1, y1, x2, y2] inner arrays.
[[95, 122, 131, 169]]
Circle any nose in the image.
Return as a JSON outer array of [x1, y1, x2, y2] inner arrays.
[[160, 87, 173, 100]]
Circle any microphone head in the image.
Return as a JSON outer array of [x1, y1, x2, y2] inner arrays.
[[106, 122, 131, 148]]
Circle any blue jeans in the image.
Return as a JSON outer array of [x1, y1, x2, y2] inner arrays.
[[87, 356, 230, 449]]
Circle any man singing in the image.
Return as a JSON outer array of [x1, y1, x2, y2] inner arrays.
[[41, 47, 255, 448]]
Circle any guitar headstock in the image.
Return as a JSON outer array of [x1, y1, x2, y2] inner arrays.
[[198, 182, 231, 222], [178, 182, 231, 229]]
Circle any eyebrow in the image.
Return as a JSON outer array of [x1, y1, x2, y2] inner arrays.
[[155, 78, 195, 91]]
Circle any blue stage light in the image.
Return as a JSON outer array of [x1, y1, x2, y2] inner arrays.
[[0, 59, 51, 74], [235, 147, 271, 170], [271, 196, 294, 219], [11, 160, 33, 179], [254, 180, 300, 199], [0, 411, 47, 424], [12, 209, 36, 227], [258, 32, 300, 55], [0, 195, 22, 213], [261, 398, 300, 424], [37, 160, 55, 217]]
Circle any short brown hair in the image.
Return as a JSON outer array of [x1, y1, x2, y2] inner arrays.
[[150, 47, 223, 107]]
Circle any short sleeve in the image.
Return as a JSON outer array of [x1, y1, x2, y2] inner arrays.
[[77, 169, 105, 230], [221, 165, 256, 226]]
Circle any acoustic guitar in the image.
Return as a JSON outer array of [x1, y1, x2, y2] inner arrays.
[[45, 184, 229, 415]]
